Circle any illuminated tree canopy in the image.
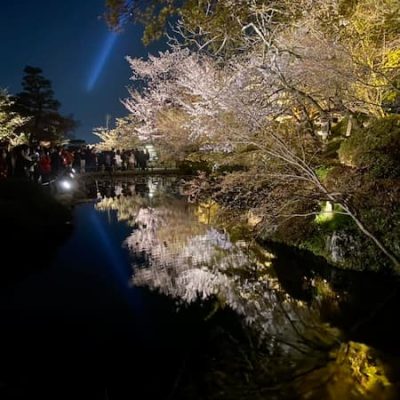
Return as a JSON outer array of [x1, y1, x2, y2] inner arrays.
[[0, 90, 29, 145], [99, 0, 400, 272]]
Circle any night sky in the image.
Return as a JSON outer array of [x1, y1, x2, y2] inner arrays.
[[0, 0, 158, 143]]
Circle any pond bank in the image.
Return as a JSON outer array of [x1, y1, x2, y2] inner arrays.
[[0, 178, 72, 286]]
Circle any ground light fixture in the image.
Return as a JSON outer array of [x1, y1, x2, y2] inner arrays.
[[59, 179, 73, 191]]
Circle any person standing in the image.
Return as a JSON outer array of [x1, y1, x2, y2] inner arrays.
[[13, 144, 34, 179]]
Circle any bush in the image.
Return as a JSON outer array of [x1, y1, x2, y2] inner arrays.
[[338, 116, 400, 178], [176, 159, 211, 174]]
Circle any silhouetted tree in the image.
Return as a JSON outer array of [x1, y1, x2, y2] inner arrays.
[[13, 66, 78, 144]]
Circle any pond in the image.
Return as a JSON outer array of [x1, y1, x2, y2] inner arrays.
[[0, 176, 399, 400]]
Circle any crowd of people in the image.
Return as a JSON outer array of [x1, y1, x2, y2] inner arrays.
[[0, 144, 152, 184]]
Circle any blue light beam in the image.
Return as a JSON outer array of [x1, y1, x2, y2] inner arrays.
[[86, 32, 118, 92], [89, 208, 144, 311]]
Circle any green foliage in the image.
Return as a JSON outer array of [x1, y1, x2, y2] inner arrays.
[[315, 203, 352, 230], [104, 0, 125, 28], [338, 0, 359, 17], [295, 341, 398, 400], [299, 232, 329, 261], [384, 48, 400, 74], [105, 0, 282, 52], [353, 178, 400, 269], [315, 166, 333, 182], [323, 138, 343, 159], [331, 118, 349, 137], [179, 0, 255, 54], [215, 164, 246, 174], [141, 3, 176, 45], [338, 116, 400, 178], [299, 194, 399, 272], [221, 218, 253, 243], [383, 49, 400, 113], [176, 159, 211, 175], [297, 206, 353, 264], [268, 212, 317, 248], [105, 0, 181, 43]]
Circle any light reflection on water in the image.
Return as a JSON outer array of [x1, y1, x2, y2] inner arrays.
[[93, 177, 400, 400]]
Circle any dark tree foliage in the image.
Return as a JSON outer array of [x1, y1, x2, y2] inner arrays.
[[13, 66, 78, 144], [104, 0, 286, 54], [105, 0, 183, 43], [104, 0, 142, 28]]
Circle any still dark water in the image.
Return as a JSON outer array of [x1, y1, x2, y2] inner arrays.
[[1, 176, 399, 400]]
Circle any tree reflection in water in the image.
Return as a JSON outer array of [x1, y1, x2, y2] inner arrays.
[[95, 178, 398, 400]]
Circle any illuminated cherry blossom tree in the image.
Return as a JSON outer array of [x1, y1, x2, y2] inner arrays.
[[0, 90, 29, 145], [94, 115, 140, 150], [121, 15, 400, 269], [98, 0, 400, 269]]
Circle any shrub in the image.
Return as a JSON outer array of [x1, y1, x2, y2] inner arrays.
[[338, 116, 400, 178]]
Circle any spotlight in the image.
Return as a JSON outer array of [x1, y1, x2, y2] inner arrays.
[[60, 179, 72, 190]]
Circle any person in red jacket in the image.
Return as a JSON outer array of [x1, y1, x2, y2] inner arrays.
[[38, 150, 52, 183]]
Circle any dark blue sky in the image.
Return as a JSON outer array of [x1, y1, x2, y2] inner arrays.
[[0, 0, 157, 143]]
